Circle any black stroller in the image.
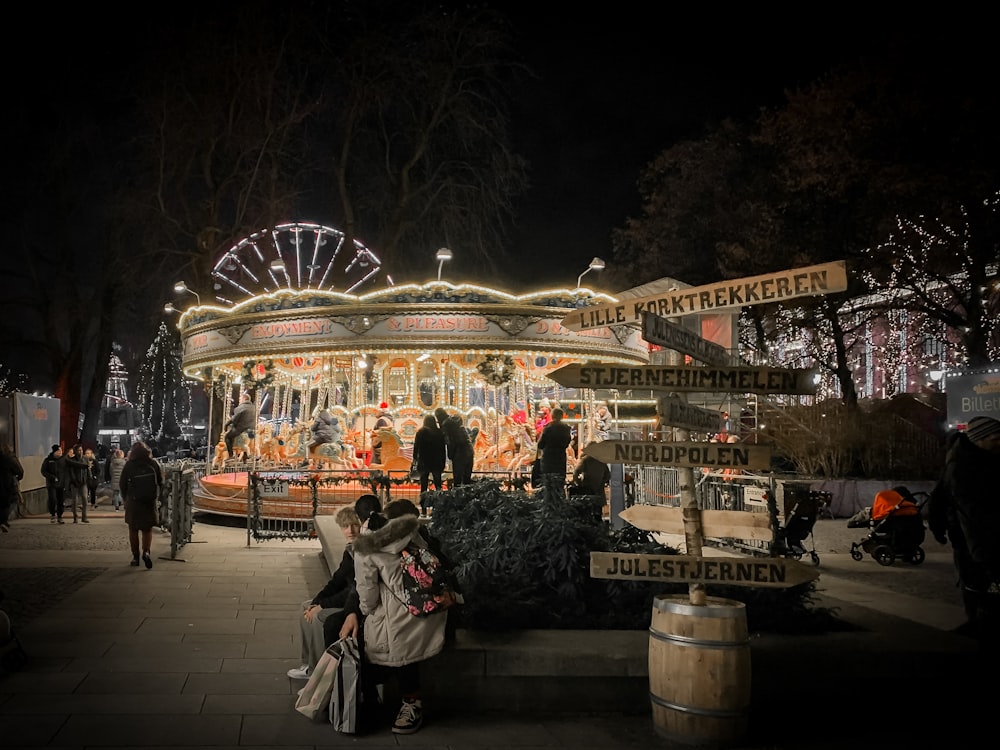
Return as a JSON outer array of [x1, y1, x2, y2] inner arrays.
[[0, 590, 28, 672], [849, 486, 927, 566], [775, 487, 827, 566]]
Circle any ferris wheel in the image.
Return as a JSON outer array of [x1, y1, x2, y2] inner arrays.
[[210, 222, 382, 305]]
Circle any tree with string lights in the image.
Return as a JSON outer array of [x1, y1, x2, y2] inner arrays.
[[136, 322, 189, 447], [0, 363, 29, 397]]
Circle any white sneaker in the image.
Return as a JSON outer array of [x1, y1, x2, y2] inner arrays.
[[286, 664, 311, 680]]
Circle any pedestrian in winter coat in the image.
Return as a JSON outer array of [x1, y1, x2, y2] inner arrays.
[[0, 442, 24, 532], [928, 415, 1000, 642], [411, 414, 446, 513], [352, 500, 448, 734], [41, 445, 66, 523], [63, 445, 90, 523], [119, 441, 163, 569], [109, 449, 126, 511], [83, 448, 100, 508]]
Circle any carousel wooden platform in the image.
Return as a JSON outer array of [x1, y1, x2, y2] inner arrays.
[[193, 470, 420, 519]]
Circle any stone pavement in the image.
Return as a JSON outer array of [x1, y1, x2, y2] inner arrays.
[[0, 511, 995, 749]]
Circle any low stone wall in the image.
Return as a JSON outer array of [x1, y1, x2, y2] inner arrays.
[[314, 515, 650, 714]]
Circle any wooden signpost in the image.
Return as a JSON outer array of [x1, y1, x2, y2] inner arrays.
[[583, 440, 772, 470], [589, 552, 818, 588], [548, 363, 819, 395], [641, 311, 731, 366], [559, 260, 848, 332], [656, 395, 721, 433], [619, 505, 773, 541]]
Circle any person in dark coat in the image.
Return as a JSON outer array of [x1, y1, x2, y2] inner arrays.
[[0, 442, 24, 532], [63, 444, 90, 524], [224, 392, 256, 458], [440, 414, 475, 486], [41, 445, 66, 523], [572, 453, 610, 498], [119, 441, 163, 569], [411, 414, 447, 514], [928, 415, 1000, 641], [537, 408, 573, 495]]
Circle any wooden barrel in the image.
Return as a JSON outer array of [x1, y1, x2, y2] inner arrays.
[[648, 595, 750, 747]]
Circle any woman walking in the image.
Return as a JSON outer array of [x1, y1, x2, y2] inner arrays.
[[119, 442, 163, 568]]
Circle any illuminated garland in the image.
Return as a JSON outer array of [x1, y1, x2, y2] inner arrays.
[[476, 354, 514, 386], [242, 358, 275, 388]]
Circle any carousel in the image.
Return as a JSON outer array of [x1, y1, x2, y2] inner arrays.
[[171, 222, 655, 516]]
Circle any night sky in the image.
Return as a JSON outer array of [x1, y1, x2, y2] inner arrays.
[[4, 7, 935, 293]]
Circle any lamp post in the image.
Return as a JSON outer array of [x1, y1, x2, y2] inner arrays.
[[436, 247, 453, 281], [576, 257, 606, 289], [173, 281, 202, 306]]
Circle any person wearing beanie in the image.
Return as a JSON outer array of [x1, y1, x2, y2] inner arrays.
[[927, 415, 1000, 641]]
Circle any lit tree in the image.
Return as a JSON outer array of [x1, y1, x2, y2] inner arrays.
[[136, 323, 188, 441], [862, 199, 1000, 367], [0, 363, 29, 397]]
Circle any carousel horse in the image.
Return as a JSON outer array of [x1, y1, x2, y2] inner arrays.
[[506, 422, 537, 475], [367, 428, 412, 473], [211, 438, 230, 472]]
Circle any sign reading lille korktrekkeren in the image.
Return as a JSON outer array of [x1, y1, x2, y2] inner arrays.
[[561, 260, 848, 331]]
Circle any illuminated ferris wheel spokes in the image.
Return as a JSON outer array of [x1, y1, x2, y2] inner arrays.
[[211, 222, 382, 305]]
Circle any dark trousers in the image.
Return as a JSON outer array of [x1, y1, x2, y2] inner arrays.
[[47, 486, 65, 518]]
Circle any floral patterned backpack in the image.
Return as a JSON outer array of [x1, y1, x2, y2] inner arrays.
[[398, 543, 456, 617]]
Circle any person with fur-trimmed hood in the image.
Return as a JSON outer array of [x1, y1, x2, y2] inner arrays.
[[928, 415, 1000, 640], [352, 499, 448, 734]]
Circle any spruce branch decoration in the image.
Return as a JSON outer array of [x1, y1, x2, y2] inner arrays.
[[476, 354, 514, 386]]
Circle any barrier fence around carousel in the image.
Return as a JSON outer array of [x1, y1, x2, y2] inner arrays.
[[158, 462, 198, 561]]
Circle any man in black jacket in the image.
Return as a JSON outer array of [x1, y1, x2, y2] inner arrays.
[[40, 445, 66, 523], [537, 408, 573, 496]]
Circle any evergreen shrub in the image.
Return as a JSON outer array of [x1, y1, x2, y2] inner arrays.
[[425, 479, 846, 633]]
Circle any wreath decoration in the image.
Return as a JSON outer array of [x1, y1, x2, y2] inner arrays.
[[476, 354, 515, 386], [242, 358, 275, 388]]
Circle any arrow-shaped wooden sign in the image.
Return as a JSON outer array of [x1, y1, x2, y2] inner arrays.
[[583, 440, 772, 470], [560, 260, 848, 332], [589, 552, 819, 588], [642, 312, 732, 366], [548, 363, 818, 395], [657, 396, 723, 433], [619, 505, 773, 541]]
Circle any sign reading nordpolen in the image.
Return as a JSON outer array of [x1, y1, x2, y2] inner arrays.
[[560, 260, 848, 331], [582, 440, 772, 470]]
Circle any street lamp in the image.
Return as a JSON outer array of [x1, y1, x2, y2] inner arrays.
[[163, 303, 177, 314], [173, 281, 201, 305], [436, 247, 453, 281], [576, 257, 606, 289]]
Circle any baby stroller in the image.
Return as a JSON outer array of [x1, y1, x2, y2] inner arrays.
[[850, 486, 927, 566], [0, 590, 28, 673], [775, 486, 824, 566]]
